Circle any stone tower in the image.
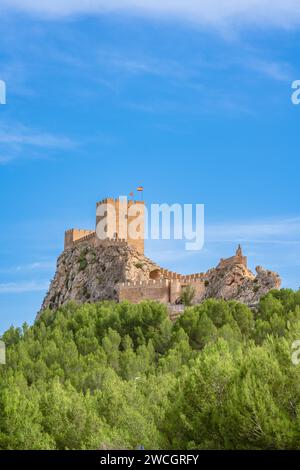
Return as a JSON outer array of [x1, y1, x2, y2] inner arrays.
[[236, 244, 243, 257], [96, 197, 145, 254], [235, 244, 247, 267]]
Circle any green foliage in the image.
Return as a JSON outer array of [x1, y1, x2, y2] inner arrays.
[[134, 262, 144, 269], [1, 290, 300, 449], [78, 248, 88, 271], [180, 285, 196, 307]]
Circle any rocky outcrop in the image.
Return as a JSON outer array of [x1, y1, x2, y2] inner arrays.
[[39, 241, 158, 315], [39, 241, 281, 316], [203, 263, 281, 305]]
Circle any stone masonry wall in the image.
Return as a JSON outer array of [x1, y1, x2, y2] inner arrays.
[[64, 229, 95, 250], [118, 279, 170, 304]]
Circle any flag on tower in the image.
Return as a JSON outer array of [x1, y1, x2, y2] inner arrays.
[[137, 185, 144, 200]]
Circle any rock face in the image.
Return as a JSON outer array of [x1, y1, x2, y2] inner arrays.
[[39, 241, 158, 314], [39, 241, 281, 316], [203, 263, 281, 305]]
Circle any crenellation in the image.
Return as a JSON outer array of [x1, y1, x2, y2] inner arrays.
[[64, 229, 95, 250], [72, 232, 96, 246]]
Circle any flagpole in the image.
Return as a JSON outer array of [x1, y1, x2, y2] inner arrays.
[[137, 185, 144, 201]]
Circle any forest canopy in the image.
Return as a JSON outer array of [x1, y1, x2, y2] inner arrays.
[[1, 289, 300, 449]]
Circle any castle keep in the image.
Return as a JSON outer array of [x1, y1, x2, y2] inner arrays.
[[64, 197, 144, 255]]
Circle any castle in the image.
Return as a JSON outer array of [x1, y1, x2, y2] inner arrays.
[[62, 197, 248, 308], [65, 197, 145, 255], [40, 195, 281, 317]]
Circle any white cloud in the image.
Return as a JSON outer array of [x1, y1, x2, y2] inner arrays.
[[0, 124, 76, 149], [0, 262, 55, 274], [246, 59, 293, 82], [0, 122, 77, 164], [97, 51, 186, 79], [2, 0, 300, 28], [19, 261, 55, 270], [145, 217, 300, 287], [206, 217, 300, 242], [0, 155, 14, 164], [0, 281, 48, 294], [146, 216, 300, 264]]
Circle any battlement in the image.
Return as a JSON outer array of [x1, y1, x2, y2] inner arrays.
[[118, 274, 206, 305], [96, 198, 144, 206], [160, 268, 205, 283], [119, 279, 170, 288], [118, 278, 171, 304], [95, 238, 128, 247], [64, 229, 95, 250], [96, 197, 118, 206], [66, 233, 131, 250], [65, 229, 94, 235], [72, 232, 96, 246]]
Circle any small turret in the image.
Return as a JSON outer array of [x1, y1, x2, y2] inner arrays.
[[236, 244, 243, 257]]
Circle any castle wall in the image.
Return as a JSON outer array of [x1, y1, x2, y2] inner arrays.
[[170, 279, 181, 303], [160, 268, 205, 282], [169, 279, 206, 304], [118, 278, 206, 305], [189, 280, 206, 303], [118, 279, 170, 304], [64, 229, 95, 250]]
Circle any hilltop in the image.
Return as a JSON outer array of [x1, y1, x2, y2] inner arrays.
[[39, 196, 281, 316], [40, 240, 280, 316]]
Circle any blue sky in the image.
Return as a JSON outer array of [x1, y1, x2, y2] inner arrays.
[[1, 1, 300, 332]]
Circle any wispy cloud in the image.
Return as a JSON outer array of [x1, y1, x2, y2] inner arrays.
[[0, 122, 77, 164], [147, 216, 300, 263], [206, 217, 300, 243], [3, 1, 300, 29], [97, 50, 186, 79], [0, 59, 36, 98], [146, 217, 300, 289], [0, 281, 48, 294], [18, 262, 55, 271], [0, 155, 14, 164], [0, 261, 55, 275], [0, 124, 76, 149], [245, 58, 293, 82]]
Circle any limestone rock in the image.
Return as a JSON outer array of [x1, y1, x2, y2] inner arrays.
[[39, 241, 158, 315], [39, 241, 281, 316], [203, 263, 281, 305]]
